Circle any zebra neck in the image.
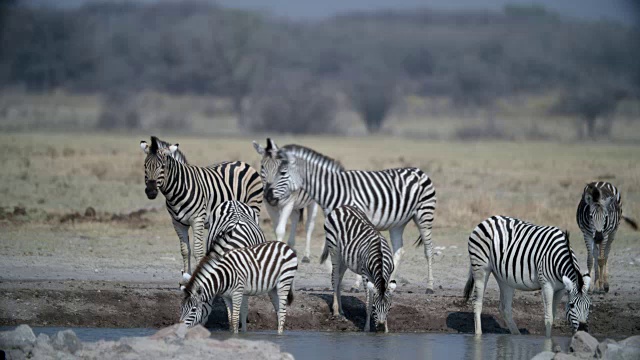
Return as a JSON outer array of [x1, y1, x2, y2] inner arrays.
[[160, 157, 188, 198], [303, 160, 347, 212]]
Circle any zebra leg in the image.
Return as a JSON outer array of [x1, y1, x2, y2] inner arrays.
[[603, 231, 616, 293], [414, 212, 435, 294], [497, 282, 520, 335], [268, 289, 280, 331], [596, 243, 605, 293], [388, 225, 407, 281], [472, 269, 491, 335], [541, 284, 555, 337], [584, 235, 595, 290], [223, 297, 233, 329], [276, 283, 292, 334], [552, 290, 564, 321], [331, 260, 347, 317], [303, 202, 318, 263], [364, 279, 372, 332], [288, 209, 300, 250], [231, 291, 244, 334], [172, 219, 191, 280], [276, 201, 295, 244], [265, 203, 281, 238], [191, 215, 207, 265], [240, 295, 249, 332]]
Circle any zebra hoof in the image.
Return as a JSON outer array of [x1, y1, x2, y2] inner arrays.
[[425, 288, 435, 295], [302, 256, 310, 263], [604, 284, 610, 293]]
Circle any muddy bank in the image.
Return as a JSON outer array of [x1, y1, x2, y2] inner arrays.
[[1, 280, 639, 336]]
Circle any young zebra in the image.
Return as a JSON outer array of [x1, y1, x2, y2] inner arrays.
[[206, 200, 266, 258], [253, 138, 343, 262], [267, 145, 437, 293], [464, 216, 591, 337], [140, 136, 262, 281], [180, 241, 298, 334], [576, 182, 638, 293], [322, 205, 397, 332]]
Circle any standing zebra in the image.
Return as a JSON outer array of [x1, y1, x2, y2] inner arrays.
[[253, 138, 342, 262], [576, 182, 638, 293], [322, 205, 397, 332], [140, 136, 262, 282], [267, 145, 437, 293], [464, 216, 591, 337], [206, 200, 266, 258], [180, 241, 298, 334]]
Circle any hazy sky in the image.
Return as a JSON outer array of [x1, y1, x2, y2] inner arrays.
[[29, 0, 640, 24]]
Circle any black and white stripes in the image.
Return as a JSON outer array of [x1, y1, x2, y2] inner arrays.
[[207, 200, 266, 258], [180, 241, 298, 333], [322, 205, 396, 332], [576, 181, 638, 293], [464, 216, 591, 336], [140, 136, 263, 281]]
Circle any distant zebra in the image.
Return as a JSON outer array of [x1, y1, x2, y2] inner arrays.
[[322, 205, 397, 332], [140, 136, 262, 282], [576, 182, 638, 293], [267, 145, 437, 293], [180, 241, 298, 334], [464, 216, 591, 337], [207, 200, 266, 257], [253, 138, 342, 262]]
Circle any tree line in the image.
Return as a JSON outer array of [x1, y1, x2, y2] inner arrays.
[[0, 1, 638, 137]]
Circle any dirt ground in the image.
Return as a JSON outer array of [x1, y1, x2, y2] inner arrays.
[[1, 134, 639, 337]]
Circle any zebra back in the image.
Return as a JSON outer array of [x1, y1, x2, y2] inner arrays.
[[207, 200, 266, 257]]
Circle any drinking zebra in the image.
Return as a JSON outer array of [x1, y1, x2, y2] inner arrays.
[[253, 138, 343, 263], [180, 241, 298, 334], [206, 200, 266, 258], [266, 145, 437, 293], [140, 136, 262, 282], [463, 216, 591, 337], [322, 205, 397, 332], [576, 181, 638, 293]]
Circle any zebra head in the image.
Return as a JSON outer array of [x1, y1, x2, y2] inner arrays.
[[253, 138, 283, 204], [266, 149, 302, 207], [180, 285, 209, 328], [367, 280, 397, 330], [563, 274, 591, 333], [140, 136, 179, 200], [584, 185, 614, 243]]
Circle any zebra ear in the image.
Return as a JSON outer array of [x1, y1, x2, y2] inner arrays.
[[582, 274, 591, 292], [140, 141, 149, 154], [266, 138, 279, 152], [169, 144, 179, 154], [388, 280, 397, 292], [562, 276, 575, 292], [253, 141, 265, 156], [366, 281, 376, 293]]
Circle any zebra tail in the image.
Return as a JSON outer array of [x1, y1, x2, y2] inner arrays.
[[413, 234, 423, 247], [299, 208, 304, 222], [287, 286, 294, 306], [463, 268, 474, 302], [320, 242, 329, 264], [623, 215, 638, 231]]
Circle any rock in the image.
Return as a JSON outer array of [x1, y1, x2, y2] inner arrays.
[[185, 325, 211, 340], [0, 324, 36, 349], [553, 353, 592, 359], [150, 324, 210, 341], [531, 351, 555, 360], [602, 335, 640, 360], [619, 335, 640, 348], [569, 331, 598, 354], [51, 330, 82, 354], [596, 339, 617, 359], [5, 349, 28, 360]]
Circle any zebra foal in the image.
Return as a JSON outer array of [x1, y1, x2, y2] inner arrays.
[[322, 205, 396, 332], [576, 181, 637, 293], [180, 241, 298, 334], [267, 145, 437, 293], [207, 200, 266, 258], [140, 136, 262, 282], [464, 216, 591, 337]]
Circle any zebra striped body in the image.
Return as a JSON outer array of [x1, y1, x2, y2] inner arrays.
[[464, 216, 591, 337], [180, 241, 298, 334], [267, 145, 437, 293], [322, 205, 397, 332], [207, 200, 266, 258], [140, 136, 262, 281], [254, 139, 336, 262], [576, 181, 638, 293]]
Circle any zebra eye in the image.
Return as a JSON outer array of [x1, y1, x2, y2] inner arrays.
[[569, 303, 575, 309]]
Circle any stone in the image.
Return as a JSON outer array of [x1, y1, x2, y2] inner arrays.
[[6, 349, 27, 360], [184, 325, 211, 340], [596, 339, 617, 359], [619, 335, 640, 348], [51, 330, 82, 354], [0, 325, 36, 349], [531, 351, 555, 360], [553, 353, 592, 360], [569, 331, 598, 354]]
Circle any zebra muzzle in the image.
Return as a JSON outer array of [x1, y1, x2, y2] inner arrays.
[[577, 322, 589, 332], [594, 231, 603, 243]]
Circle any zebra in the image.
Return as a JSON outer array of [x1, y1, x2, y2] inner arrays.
[[266, 145, 437, 293], [463, 215, 591, 337], [576, 181, 638, 293], [180, 241, 298, 334], [206, 200, 266, 258], [253, 138, 343, 263], [322, 205, 397, 332], [140, 136, 263, 282]]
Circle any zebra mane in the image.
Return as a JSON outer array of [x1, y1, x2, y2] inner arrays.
[[279, 145, 345, 171], [563, 230, 584, 290], [184, 253, 222, 296], [150, 136, 188, 164]]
